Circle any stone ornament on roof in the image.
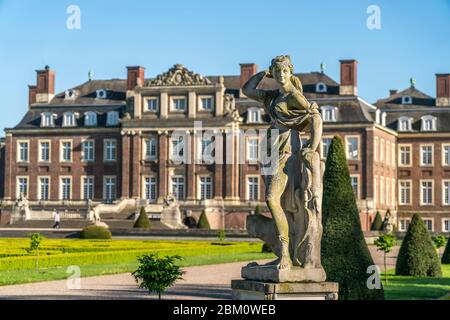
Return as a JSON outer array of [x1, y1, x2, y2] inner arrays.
[[147, 64, 211, 86]]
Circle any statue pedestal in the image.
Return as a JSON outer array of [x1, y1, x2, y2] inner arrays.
[[231, 280, 338, 300], [241, 265, 326, 283]]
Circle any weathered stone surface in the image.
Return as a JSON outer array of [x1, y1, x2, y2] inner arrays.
[[231, 280, 338, 300], [241, 265, 326, 283]]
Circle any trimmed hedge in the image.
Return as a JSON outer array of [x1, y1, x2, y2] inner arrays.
[[197, 210, 210, 229], [134, 207, 151, 229], [79, 225, 112, 239], [442, 237, 450, 264], [371, 211, 383, 231], [395, 213, 442, 277], [321, 136, 384, 300]]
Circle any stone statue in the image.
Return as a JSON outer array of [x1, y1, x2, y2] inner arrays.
[[382, 210, 394, 233], [15, 193, 31, 221], [242, 55, 325, 282], [160, 194, 187, 229]]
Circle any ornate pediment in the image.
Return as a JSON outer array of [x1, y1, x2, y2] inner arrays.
[[147, 64, 211, 86]]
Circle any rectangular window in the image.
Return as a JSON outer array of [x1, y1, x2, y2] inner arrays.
[[374, 137, 379, 162], [39, 177, 50, 200], [171, 97, 186, 111], [144, 177, 157, 201], [399, 219, 410, 232], [399, 180, 411, 205], [391, 143, 396, 166], [18, 141, 29, 162], [103, 176, 117, 201], [391, 178, 396, 206], [443, 144, 450, 166], [350, 175, 359, 199], [322, 138, 332, 159], [171, 176, 185, 200], [420, 145, 433, 166], [82, 176, 94, 200], [146, 97, 159, 112], [386, 141, 390, 165], [247, 137, 259, 162], [171, 137, 185, 159], [199, 176, 213, 200], [39, 141, 50, 162], [199, 97, 213, 111], [420, 180, 433, 205], [346, 137, 359, 160], [386, 178, 390, 206], [380, 177, 385, 204], [17, 177, 28, 198], [145, 138, 157, 160], [374, 176, 378, 205], [61, 141, 72, 162], [104, 139, 117, 161], [443, 219, 450, 233], [247, 176, 259, 201], [60, 177, 71, 200], [443, 181, 450, 205], [82, 140, 95, 162], [399, 145, 411, 166], [201, 138, 215, 162], [380, 139, 385, 162], [423, 218, 433, 232]]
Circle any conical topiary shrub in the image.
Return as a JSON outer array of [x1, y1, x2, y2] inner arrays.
[[442, 237, 450, 264], [395, 213, 442, 276], [371, 211, 383, 231], [134, 207, 151, 229], [197, 210, 210, 229], [321, 136, 384, 300]]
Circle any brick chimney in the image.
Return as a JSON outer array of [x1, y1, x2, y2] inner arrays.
[[36, 65, 55, 103], [127, 66, 145, 91], [436, 74, 450, 107], [28, 85, 37, 107], [339, 60, 358, 96], [389, 89, 398, 96], [240, 63, 258, 88]]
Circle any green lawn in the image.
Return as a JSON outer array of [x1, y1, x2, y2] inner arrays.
[[383, 264, 450, 300]]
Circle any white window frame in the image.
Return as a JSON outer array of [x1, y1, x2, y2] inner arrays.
[[398, 117, 412, 131], [374, 137, 379, 162], [386, 141, 391, 165], [246, 175, 259, 201], [59, 176, 72, 200], [38, 176, 50, 201], [391, 143, 396, 166], [321, 136, 333, 159], [398, 179, 412, 205], [345, 135, 360, 160], [81, 139, 95, 162], [316, 82, 327, 93], [401, 95, 412, 104], [106, 111, 119, 126], [247, 107, 261, 123], [374, 176, 378, 205], [442, 143, 450, 166], [96, 89, 107, 99], [350, 174, 360, 199], [398, 218, 411, 232], [170, 175, 185, 200], [420, 179, 434, 206], [442, 218, 450, 233], [380, 139, 385, 162], [84, 112, 98, 126], [198, 175, 213, 200], [170, 135, 186, 162], [62, 112, 78, 127], [16, 176, 29, 198], [391, 178, 396, 207], [398, 144, 412, 167], [17, 140, 30, 163], [41, 112, 56, 127], [38, 140, 51, 163], [198, 95, 214, 111], [321, 106, 336, 122], [422, 218, 434, 232], [421, 115, 437, 132], [246, 136, 259, 163], [170, 96, 187, 112], [144, 96, 159, 112], [442, 180, 450, 206], [386, 177, 391, 206], [142, 176, 158, 202], [380, 177, 385, 205], [104, 139, 117, 162], [60, 140, 73, 162], [420, 144, 434, 166], [103, 176, 117, 201], [81, 176, 94, 200]]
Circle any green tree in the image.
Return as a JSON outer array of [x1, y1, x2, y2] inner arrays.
[[433, 235, 446, 251], [321, 136, 384, 300], [217, 229, 226, 241], [29, 233, 43, 272], [197, 210, 210, 229], [132, 254, 184, 300], [442, 237, 450, 264], [134, 206, 151, 229], [374, 233, 396, 284], [371, 211, 383, 231], [395, 213, 442, 277]]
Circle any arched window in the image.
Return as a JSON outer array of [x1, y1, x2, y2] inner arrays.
[[63, 112, 78, 127], [41, 112, 56, 127], [421, 115, 437, 131], [247, 108, 261, 123], [316, 82, 327, 93], [84, 112, 98, 126], [320, 106, 337, 122], [106, 111, 119, 126], [381, 112, 387, 127], [398, 116, 412, 131], [375, 109, 381, 124]]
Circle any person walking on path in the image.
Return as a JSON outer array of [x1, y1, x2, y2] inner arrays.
[[53, 211, 61, 230]]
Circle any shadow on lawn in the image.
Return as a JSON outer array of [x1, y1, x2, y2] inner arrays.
[[385, 276, 450, 300]]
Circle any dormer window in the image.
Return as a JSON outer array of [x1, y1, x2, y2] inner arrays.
[[421, 115, 437, 131], [106, 111, 119, 126], [96, 89, 107, 99], [375, 109, 381, 124], [316, 82, 327, 93], [84, 112, 98, 126], [381, 112, 387, 127], [247, 108, 261, 123], [65, 89, 77, 100], [321, 106, 337, 122], [401, 95, 412, 104], [198, 95, 214, 111], [41, 112, 56, 127], [63, 112, 78, 127], [398, 116, 412, 131]]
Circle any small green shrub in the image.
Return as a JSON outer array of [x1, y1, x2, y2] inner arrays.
[[28, 233, 43, 272], [197, 210, 210, 229], [79, 225, 112, 240], [433, 235, 446, 250], [254, 205, 261, 215], [374, 233, 396, 284], [134, 207, 151, 229], [217, 230, 226, 241], [371, 211, 383, 231], [261, 243, 272, 253], [442, 237, 450, 264], [132, 254, 185, 299]]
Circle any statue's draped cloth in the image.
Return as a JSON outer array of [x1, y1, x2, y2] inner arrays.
[[262, 90, 322, 267]]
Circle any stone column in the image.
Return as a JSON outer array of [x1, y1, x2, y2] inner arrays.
[[160, 92, 168, 119], [3, 133, 12, 200], [186, 132, 196, 200], [214, 133, 224, 199], [131, 133, 141, 198], [215, 88, 224, 117], [188, 91, 196, 119], [225, 127, 239, 200], [157, 133, 168, 202], [120, 133, 130, 198]]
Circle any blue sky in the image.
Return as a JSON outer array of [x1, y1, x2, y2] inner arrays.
[[0, 0, 449, 131]]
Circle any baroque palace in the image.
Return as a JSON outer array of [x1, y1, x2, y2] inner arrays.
[[0, 60, 449, 232]]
